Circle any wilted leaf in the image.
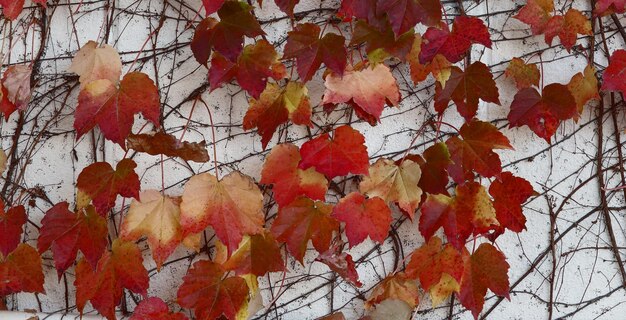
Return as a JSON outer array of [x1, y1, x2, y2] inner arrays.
[[127, 131, 209, 163], [2, 65, 32, 110], [366, 272, 419, 309], [315, 244, 362, 287]]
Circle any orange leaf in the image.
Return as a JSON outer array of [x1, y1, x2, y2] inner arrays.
[[68, 41, 122, 88], [223, 230, 285, 276], [0, 244, 45, 296], [271, 197, 338, 263], [366, 272, 419, 309], [177, 260, 249, 320], [75, 239, 149, 320], [260, 143, 327, 207], [243, 81, 312, 149], [458, 243, 510, 319], [180, 171, 264, 253]]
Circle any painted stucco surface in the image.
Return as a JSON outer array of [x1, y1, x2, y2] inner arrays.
[[2, 0, 626, 319]]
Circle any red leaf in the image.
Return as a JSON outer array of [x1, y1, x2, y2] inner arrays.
[[38, 203, 107, 277], [0, 244, 45, 296], [126, 131, 209, 163], [376, 0, 442, 36], [458, 243, 510, 319], [283, 23, 347, 82], [420, 16, 491, 64], [594, 0, 626, 16], [332, 192, 392, 247], [508, 83, 577, 142], [177, 260, 249, 320], [434, 62, 500, 121], [75, 239, 149, 320], [315, 244, 362, 287], [131, 297, 188, 320], [275, 0, 299, 16], [0, 85, 18, 120], [190, 2, 264, 64], [513, 0, 553, 35], [74, 72, 160, 146], [405, 236, 463, 304], [298, 126, 369, 179], [601, 49, 626, 96], [411, 142, 451, 195], [419, 182, 498, 250], [76, 159, 140, 215], [260, 143, 328, 207], [271, 197, 339, 263], [209, 40, 284, 98], [446, 120, 512, 184], [0, 201, 26, 257], [223, 230, 285, 276], [180, 171, 264, 253], [243, 82, 312, 149], [489, 172, 535, 234], [0, 0, 24, 20], [202, 0, 225, 16]]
